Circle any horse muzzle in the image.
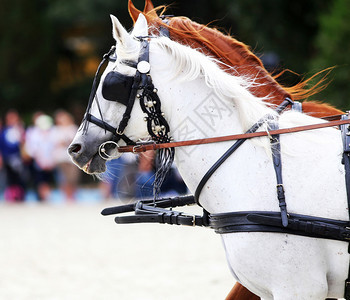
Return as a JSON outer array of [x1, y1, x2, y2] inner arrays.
[[68, 141, 107, 174]]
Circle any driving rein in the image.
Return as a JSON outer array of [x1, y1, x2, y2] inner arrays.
[[87, 38, 350, 299]]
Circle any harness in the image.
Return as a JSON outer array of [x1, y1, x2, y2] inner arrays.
[[86, 36, 350, 299]]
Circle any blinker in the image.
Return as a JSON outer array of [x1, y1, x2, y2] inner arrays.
[[102, 71, 134, 106]]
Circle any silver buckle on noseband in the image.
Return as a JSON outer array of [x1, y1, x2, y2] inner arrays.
[[98, 141, 120, 160]]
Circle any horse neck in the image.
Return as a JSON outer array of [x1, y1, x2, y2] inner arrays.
[[149, 47, 251, 203], [152, 72, 244, 142], [149, 41, 245, 141]]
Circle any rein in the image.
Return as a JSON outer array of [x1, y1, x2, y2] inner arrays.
[[118, 117, 350, 153]]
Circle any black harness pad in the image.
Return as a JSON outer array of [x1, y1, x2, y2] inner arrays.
[[102, 71, 134, 106]]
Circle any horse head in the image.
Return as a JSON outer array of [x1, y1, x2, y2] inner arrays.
[[68, 15, 151, 174]]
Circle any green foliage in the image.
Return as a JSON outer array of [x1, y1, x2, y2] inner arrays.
[[0, 0, 57, 113], [1, 0, 350, 117], [310, 0, 350, 109], [0, 0, 133, 116]]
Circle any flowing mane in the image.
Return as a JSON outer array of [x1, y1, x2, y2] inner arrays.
[[153, 36, 275, 130], [128, 0, 342, 118]]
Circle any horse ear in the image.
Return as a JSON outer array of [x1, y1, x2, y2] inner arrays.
[[144, 0, 156, 14], [110, 15, 132, 46], [132, 14, 148, 38], [128, 0, 141, 23], [144, 0, 158, 18]]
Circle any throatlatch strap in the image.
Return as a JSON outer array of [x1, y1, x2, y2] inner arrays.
[[194, 97, 294, 206]]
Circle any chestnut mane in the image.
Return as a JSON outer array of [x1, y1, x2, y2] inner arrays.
[[128, 0, 342, 117]]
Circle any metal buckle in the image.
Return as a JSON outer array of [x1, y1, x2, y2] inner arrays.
[[192, 215, 196, 226], [344, 227, 350, 241], [116, 128, 125, 135], [181, 213, 196, 226], [132, 145, 141, 154]]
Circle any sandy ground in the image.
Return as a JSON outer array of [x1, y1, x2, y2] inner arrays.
[[0, 201, 235, 300]]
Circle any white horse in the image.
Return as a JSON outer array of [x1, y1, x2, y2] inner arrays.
[[68, 14, 349, 300]]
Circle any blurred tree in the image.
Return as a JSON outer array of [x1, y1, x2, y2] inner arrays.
[[309, 0, 350, 110], [1, 0, 348, 117], [0, 0, 57, 113], [149, 0, 333, 87], [216, 0, 331, 78], [0, 0, 133, 116]]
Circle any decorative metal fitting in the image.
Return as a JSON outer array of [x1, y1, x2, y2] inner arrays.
[[137, 61, 151, 74], [153, 88, 158, 93]]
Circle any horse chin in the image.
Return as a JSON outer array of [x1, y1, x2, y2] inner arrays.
[[82, 153, 107, 174]]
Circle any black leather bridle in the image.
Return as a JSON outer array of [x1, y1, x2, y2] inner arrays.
[[82, 44, 139, 146], [82, 37, 174, 196], [83, 37, 173, 147]]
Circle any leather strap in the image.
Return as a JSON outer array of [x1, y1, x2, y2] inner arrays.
[[101, 195, 196, 216], [119, 118, 350, 153], [268, 119, 289, 227], [209, 211, 350, 241], [193, 98, 293, 206], [193, 113, 274, 206], [101, 197, 350, 242], [85, 113, 135, 145], [115, 202, 206, 226]]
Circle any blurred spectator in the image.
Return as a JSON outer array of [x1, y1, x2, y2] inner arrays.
[[135, 151, 155, 199], [52, 110, 80, 201], [25, 113, 56, 201], [0, 117, 6, 198], [160, 164, 188, 196], [99, 158, 126, 200], [0, 110, 27, 202]]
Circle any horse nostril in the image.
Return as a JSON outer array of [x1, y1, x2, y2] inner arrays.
[[68, 143, 82, 155]]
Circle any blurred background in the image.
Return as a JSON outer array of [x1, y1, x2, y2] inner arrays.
[[0, 1, 350, 299], [0, 0, 350, 203]]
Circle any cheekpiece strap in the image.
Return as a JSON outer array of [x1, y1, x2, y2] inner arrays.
[[267, 118, 289, 227]]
